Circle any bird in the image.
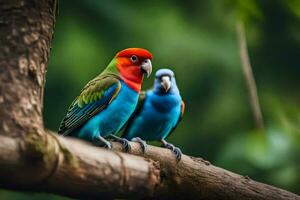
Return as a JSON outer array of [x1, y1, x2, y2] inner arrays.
[[122, 68, 185, 161], [58, 48, 153, 151]]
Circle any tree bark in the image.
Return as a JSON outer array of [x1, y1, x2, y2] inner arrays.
[[0, 134, 299, 200], [0, 0, 56, 136], [0, 135, 160, 199], [113, 142, 300, 200], [0, 0, 299, 199], [0, 0, 59, 185]]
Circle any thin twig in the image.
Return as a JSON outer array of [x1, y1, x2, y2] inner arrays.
[[237, 20, 265, 130]]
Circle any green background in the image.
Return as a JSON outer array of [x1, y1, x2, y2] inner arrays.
[[1, 0, 300, 199]]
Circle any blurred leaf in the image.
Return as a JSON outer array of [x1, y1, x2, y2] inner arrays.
[[0, 190, 70, 200], [285, 0, 300, 19], [224, 0, 263, 22]]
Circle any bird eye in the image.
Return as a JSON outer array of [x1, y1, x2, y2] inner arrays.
[[130, 55, 138, 63]]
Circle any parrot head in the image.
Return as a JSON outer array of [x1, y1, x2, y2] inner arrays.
[[153, 68, 179, 94], [105, 48, 153, 92]]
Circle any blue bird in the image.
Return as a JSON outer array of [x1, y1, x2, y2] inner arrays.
[[58, 48, 153, 151], [122, 68, 185, 160]]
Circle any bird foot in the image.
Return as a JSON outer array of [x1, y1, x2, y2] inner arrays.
[[173, 147, 182, 161], [161, 140, 182, 162], [93, 136, 112, 149], [164, 143, 175, 151], [107, 134, 131, 152], [120, 138, 131, 152], [103, 142, 112, 149], [131, 137, 147, 153]]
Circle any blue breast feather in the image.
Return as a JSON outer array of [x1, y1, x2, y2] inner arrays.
[[73, 81, 139, 141], [125, 90, 182, 141]]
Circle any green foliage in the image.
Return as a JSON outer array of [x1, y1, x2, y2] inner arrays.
[[285, 0, 300, 19], [224, 0, 263, 22], [0, 190, 69, 200]]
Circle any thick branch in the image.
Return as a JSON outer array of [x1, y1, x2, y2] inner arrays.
[[0, 134, 160, 199], [47, 134, 160, 199], [0, 133, 299, 200], [112, 142, 300, 200]]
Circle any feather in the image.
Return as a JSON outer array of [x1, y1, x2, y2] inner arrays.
[[58, 74, 122, 136]]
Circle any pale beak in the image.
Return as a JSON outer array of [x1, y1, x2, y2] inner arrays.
[[161, 76, 171, 92], [140, 59, 152, 78]]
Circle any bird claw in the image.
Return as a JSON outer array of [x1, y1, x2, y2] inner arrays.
[[121, 138, 131, 152], [107, 134, 131, 152], [103, 142, 112, 149], [93, 136, 112, 149], [131, 137, 147, 153], [172, 147, 182, 162], [164, 142, 175, 152], [161, 140, 182, 162]]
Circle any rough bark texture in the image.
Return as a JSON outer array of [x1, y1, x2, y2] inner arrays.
[[0, 135, 160, 199], [0, 0, 56, 136], [0, 0, 59, 185], [0, 0, 299, 200], [113, 143, 300, 200]]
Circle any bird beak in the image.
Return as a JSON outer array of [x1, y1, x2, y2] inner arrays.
[[161, 76, 171, 92], [140, 59, 152, 78]]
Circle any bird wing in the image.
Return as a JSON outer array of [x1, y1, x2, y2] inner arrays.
[[165, 100, 185, 139], [58, 74, 122, 136], [121, 91, 146, 137]]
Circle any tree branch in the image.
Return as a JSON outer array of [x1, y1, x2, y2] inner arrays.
[[237, 21, 265, 130], [0, 134, 299, 199], [0, 134, 160, 199], [112, 143, 300, 200]]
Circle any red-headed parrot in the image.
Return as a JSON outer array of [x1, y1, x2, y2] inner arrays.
[[58, 48, 153, 151]]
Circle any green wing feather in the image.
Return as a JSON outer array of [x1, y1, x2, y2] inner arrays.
[[134, 91, 146, 115], [58, 74, 121, 136]]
